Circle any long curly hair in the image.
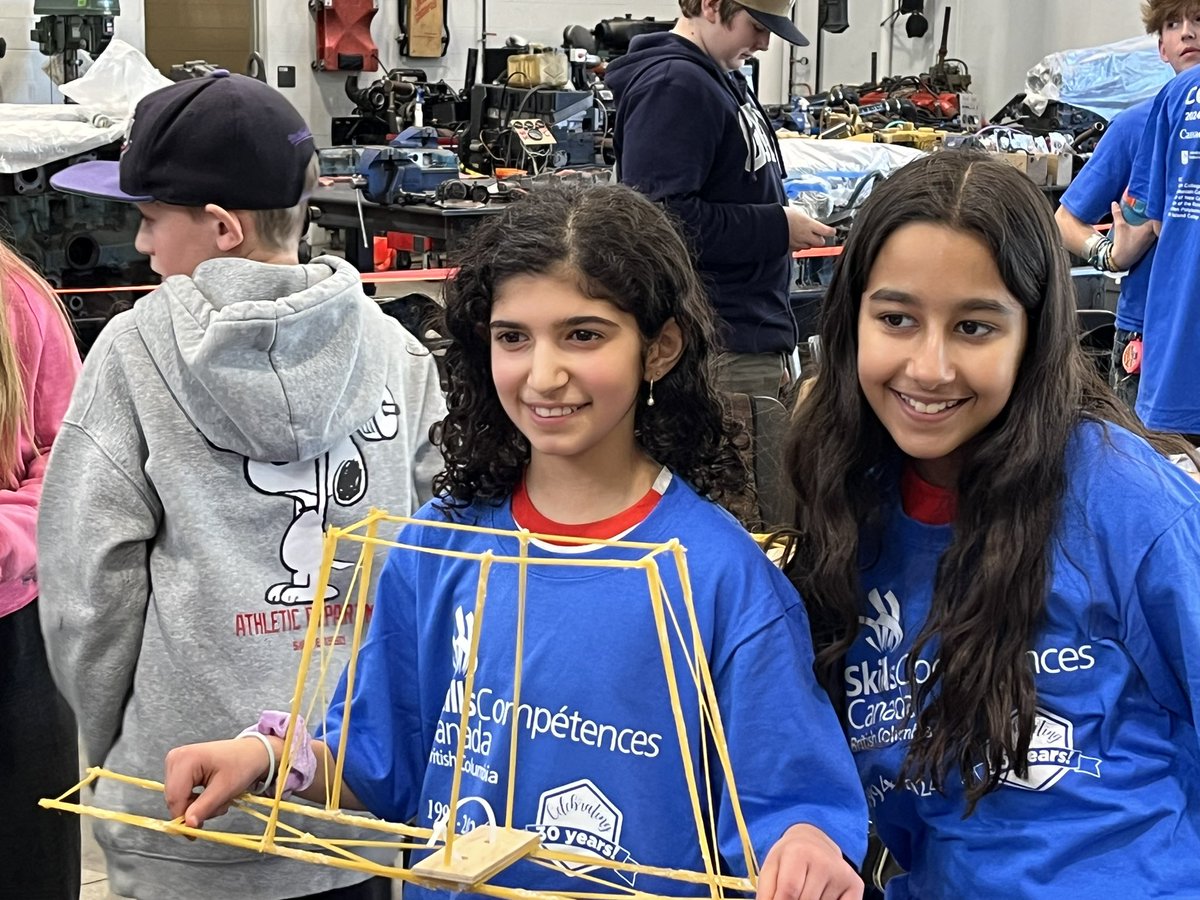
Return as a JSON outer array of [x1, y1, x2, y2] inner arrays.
[[785, 151, 1192, 811], [433, 182, 753, 523]]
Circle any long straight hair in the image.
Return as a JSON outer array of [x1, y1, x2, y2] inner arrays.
[[0, 242, 73, 488], [785, 152, 1190, 811]]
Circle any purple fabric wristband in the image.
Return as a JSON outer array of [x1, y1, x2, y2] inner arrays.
[[238, 710, 316, 796]]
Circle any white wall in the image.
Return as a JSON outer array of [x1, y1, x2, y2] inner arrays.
[[0, 16, 60, 104], [1042, 0, 1149, 50], [0, 0, 1156, 137], [798, 0, 1146, 120], [0, 0, 143, 103], [965, 0, 1145, 118], [266, 0, 692, 147]]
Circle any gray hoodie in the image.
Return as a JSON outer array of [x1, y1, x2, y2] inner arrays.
[[38, 255, 446, 899]]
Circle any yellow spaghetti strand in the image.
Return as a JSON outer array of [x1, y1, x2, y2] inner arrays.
[[265, 525, 342, 848], [641, 554, 720, 900], [330, 513, 383, 810], [504, 530, 531, 827], [442, 552, 495, 864], [669, 544, 759, 881]]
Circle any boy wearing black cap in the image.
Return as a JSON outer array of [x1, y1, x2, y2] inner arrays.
[[605, 0, 833, 399], [38, 72, 445, 900]]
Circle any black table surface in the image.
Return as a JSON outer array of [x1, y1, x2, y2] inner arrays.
[[311, 182, 503, 239]]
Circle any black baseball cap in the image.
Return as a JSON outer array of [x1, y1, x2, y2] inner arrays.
[[738, 0, 809, 46], [51, 71, 316, 210]]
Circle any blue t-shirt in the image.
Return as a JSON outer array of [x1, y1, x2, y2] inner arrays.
[[844, 423, 1200, 899], [321, 475, 867, 899], [1060, 99, 1153, 332], [1127, 67, 1200, 431]]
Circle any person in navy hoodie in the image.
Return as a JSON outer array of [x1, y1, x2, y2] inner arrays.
[[1055, 0, 1200, 409], [785, 152, 1200, 898], [606, 0, 833, 400], [161, 183, 868, 900]]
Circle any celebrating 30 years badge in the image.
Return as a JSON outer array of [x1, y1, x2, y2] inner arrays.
[[528, 780, 639, 885], [986, 708, 1103, 792]]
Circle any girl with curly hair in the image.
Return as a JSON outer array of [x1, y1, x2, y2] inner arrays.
[[164, 182, 867, 900], [786, 151, 1200, 898]]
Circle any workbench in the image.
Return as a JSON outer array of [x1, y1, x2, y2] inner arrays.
[[310, 182, 503, 273]]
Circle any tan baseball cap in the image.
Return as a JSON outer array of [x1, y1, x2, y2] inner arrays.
[[738, 0, 809, 46]]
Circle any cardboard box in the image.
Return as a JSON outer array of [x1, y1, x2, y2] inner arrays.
[[409, 0, 444, 57], [994, 152, 1050, 187], [1045, 153, 1074, 188]]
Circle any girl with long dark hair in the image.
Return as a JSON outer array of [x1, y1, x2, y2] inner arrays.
[[787, 151, 1200, 897]]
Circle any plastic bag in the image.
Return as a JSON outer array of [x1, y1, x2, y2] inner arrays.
[[1025, 34, 1174, 120], [0, 41, 171, 173], [784, 174, 835, 219], [59, 39, 173, 119]]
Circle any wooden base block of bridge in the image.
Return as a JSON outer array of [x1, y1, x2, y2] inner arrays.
[[411, 827, 541, 886]]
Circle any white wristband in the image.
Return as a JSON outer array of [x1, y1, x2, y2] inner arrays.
[[238, 730, 277, 795]]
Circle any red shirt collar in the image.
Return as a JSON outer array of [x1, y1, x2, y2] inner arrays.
[[511, 471, 668, 543], [900, 462, 957, 526]]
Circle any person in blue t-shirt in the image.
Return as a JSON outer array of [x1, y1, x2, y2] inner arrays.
[[1115, 6, 1200, 441], [160, 183, 869, 900], [785, 151, 1200, 899], [1055, 0, 1200, 409]]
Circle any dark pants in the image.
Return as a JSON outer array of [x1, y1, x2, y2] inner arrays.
[[0, 599, 80, 900], [292, 877, 393, 900], [716, 351, 791, 400], [117, 875, 393, 899], [1109, 328, 1141, 410]]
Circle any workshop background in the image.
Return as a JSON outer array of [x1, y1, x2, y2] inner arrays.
[[0, 1, 1151, 148]]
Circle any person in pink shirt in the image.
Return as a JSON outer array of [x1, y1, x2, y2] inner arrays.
[[0, 241, 82, 898]]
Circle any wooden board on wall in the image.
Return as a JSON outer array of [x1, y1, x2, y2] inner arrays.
[[145, 0, 253, 76], [408, 0, 444, 58]]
